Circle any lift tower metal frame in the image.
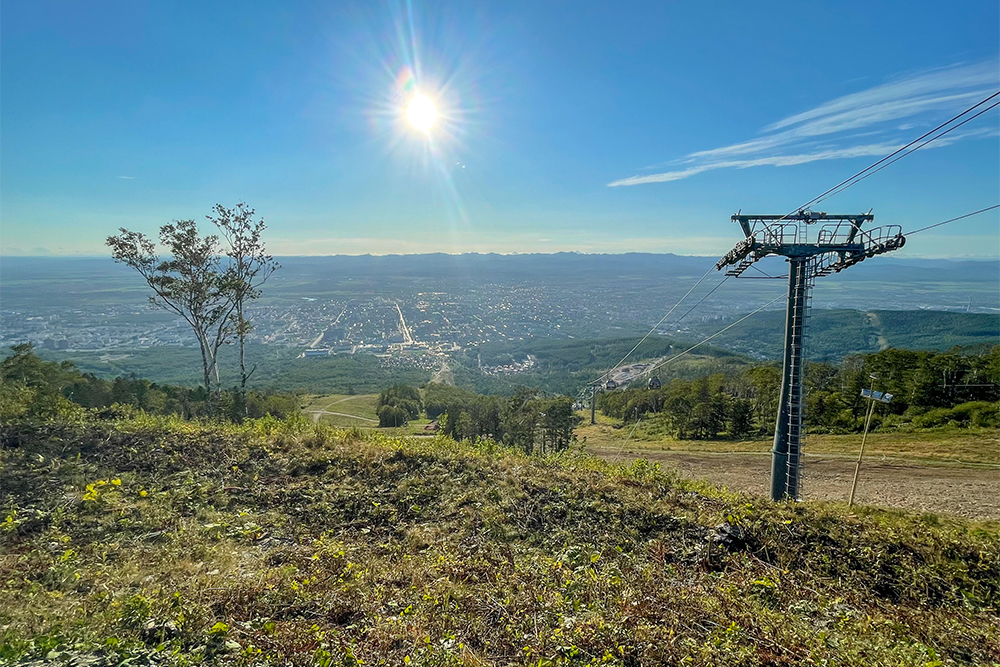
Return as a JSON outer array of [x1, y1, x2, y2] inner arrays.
[[716, 211, 906, 501]]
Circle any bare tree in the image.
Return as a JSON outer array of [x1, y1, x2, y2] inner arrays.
[[208, 203, 279, 418], [107, 221, 234, 413]]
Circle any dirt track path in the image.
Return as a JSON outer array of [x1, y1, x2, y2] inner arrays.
[[591, 448, 1000, 520], [307, 410, 377, 423], [307, 396, 374, 423]]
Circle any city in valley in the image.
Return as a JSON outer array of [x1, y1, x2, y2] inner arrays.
[[3, 255, 997, 372]]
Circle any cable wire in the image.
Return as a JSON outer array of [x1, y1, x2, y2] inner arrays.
[[671, 276, 729, 326], [790, 90, 1000, 215], [636, 294, 785, 380], [812, 100, 1000, 206], [608, 417, 644, 464], [746, 90, 1000, 238], [589, 92, 999, 392], [732, 263, 788, 279], [905, 204, 1000, 236], [592, 263, 718, 384]]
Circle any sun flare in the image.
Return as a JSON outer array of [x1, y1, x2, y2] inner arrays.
[[406, 94, 437, 131]]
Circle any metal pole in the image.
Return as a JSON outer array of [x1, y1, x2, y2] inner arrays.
[[849, 379, 878, 507], [590, 387, 596, 425], [785, 260, 809, 501], [770, 261, 796, 500], [771, 258, 808, 501]]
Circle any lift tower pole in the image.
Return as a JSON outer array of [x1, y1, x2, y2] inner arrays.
[[716, 210, 905, 501]]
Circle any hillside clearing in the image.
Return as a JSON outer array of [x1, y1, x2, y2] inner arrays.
[[301, 394, 439, 435], [301, 394, 381, 424], [587, 449, 1000, 521], [579, 421, 1000, 519], [1, 418, 998, 665], [576, 421, 1000, 466]]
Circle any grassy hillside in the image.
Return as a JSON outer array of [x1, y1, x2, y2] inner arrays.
[[300, 394, 440, 436], [2, 418, 998, 665], [300, 393, 382, 425]]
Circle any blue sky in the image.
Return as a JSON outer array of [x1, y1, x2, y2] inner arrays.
[[2, 1, 998, 257]]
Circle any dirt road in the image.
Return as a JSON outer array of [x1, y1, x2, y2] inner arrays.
[[305, 395, 377, 423], [308, 410, 377, 423], [591, 448, 1000, 520]]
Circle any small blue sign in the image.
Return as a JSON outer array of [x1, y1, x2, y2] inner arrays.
[[861, 388, 893, 403]]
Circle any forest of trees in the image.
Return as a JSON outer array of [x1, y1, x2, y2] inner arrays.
[[376, 384, 424, 427], [0, 344, 300, 423], [435, 387, 580, 455], [6, 336, 997, 444], [378, 382, 580, 455], [598, 346, 1000, 439]]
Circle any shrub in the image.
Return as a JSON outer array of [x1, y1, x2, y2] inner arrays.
[[912, 401, 1000, 428], [377, 384, 422, 420], [376, 404, 408, 427]]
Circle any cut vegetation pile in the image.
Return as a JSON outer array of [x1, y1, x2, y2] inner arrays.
[[1, 417, 998, 665]]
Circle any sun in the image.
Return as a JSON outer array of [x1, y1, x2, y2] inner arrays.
[[406, 94, 437, 131]]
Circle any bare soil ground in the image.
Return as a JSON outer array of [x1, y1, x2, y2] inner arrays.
[[589, 446, 1000, 520]]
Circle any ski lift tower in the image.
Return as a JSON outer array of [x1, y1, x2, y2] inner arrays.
[[715, 210, 906, 501]]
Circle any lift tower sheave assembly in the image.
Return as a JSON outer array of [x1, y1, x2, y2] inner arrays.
[[716, 211, 906, 501]]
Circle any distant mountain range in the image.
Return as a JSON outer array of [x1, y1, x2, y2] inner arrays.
[[270, 253, 999, 284], [4, 252, 996, 280]]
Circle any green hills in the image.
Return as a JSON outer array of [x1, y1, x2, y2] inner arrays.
[[688, 309, 999, 361]]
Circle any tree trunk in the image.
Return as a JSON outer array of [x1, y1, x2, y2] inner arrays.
[[211, 348, 222, 410], [196, 332, 213, 416], [212, 357, 221, 392], [237, 302, 248, 419]]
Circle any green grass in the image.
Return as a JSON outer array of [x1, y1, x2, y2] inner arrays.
[[301, 394, 381, 425], [1, 416, 998, 665]]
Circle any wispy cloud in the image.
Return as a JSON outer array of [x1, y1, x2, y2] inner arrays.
[[118, 175, 135, 180], [609, 61, 999, 187]]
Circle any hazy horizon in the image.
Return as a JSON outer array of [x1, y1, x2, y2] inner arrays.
[[4, 250, 1000, 262]]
